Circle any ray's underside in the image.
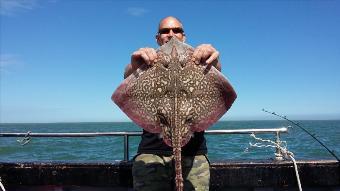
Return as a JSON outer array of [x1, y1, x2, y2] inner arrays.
[[112, 37, 237, 191]]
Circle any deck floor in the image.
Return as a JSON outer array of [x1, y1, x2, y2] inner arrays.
[[4, 185, 340, 191]]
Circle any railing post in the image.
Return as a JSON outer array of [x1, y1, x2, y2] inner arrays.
[[124, 134, 129, 161], [275, 131, 283, 161]]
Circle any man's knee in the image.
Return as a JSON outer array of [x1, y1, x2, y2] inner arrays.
[[132, 154, 164, 176], [183, 155, 210, 191], [132, 154, 172, 191]]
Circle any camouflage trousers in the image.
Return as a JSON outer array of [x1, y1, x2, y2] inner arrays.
[[132, 153, 210, 191]]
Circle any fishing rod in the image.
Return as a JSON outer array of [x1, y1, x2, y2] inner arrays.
[[262, 108, 340, 162]]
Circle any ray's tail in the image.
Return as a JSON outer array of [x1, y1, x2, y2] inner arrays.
[[173, 146, 183, 191]]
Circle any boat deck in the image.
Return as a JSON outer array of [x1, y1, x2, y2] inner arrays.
[[1, 160, 339, 191]]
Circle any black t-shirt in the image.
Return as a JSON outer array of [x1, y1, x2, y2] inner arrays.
[[137, 129, 207, 156]]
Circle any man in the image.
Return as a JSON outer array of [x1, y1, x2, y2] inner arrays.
[[124, 16, 221, 191]]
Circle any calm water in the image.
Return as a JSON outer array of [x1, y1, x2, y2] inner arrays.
[[0, 120, 339, 162]]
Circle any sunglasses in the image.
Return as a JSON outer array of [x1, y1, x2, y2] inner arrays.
[[158, 27, 184, 34]]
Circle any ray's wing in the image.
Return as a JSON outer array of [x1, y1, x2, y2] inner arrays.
[[179, 63, 237, 132], [112, 61, 171, 133]]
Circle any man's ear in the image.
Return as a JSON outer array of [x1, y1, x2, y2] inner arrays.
[[156, 34, 162, 46], [182, 33, 186, 43]]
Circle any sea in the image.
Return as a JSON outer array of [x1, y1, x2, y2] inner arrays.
[[0, 120, 339, 162]]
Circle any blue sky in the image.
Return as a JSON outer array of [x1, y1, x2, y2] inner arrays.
[[1, 0, 339, 123]]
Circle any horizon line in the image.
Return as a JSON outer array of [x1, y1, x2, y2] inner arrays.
[[1, 118, 340, 124]]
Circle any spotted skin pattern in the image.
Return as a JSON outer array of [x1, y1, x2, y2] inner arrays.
[[112, 37, 236, 191]]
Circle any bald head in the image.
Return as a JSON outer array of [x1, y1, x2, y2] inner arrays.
[[158, 16, 184, 31], [156, 16, 186, 46]]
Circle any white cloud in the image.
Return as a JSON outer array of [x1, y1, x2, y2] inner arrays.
[[126, 7, 148, 17], [0, 54, 21, 73], [0, 0, 38, 16]]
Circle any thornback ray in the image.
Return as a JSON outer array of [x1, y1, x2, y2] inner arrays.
[[112, 37, 237, 191]]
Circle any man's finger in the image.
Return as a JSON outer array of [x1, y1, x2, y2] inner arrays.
[[132, 51, 142, 59], [131, 51, 145, 67], [192, 46, 203, 61], [192, 49, 198, 61], [206, 51, 219, 64], [194, 48, 204, 64], [145, 48, 157, 64], [150, 49, 157, 61], [202, 49, 211, 60], [140, 52, 150, 65]]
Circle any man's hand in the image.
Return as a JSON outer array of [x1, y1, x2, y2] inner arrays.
[[125, 47, 157, 78], [192, 44, 221, 71], [131, 47, 157, 67]]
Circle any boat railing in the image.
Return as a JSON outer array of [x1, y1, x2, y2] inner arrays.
[[0, 127, 288, 161]]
